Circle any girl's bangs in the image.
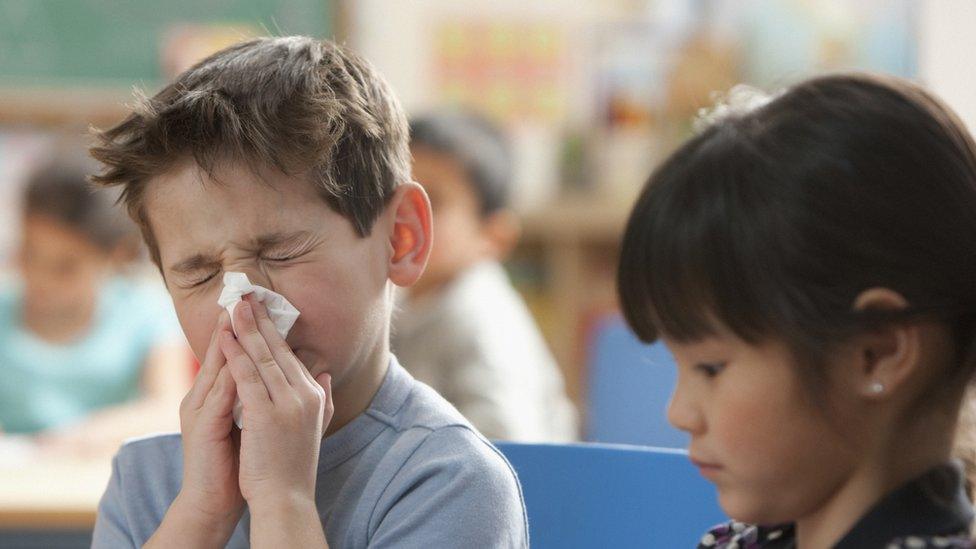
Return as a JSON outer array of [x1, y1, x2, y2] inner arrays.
[[618, 134, 782, 345]]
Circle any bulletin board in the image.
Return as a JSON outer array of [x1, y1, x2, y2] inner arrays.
[[0, 0, 331, 88]]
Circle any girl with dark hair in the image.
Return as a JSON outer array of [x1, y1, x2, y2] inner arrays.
[[617, 74, 976, 548]]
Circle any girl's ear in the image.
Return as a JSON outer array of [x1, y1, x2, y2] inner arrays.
[[848, 288, 920, 400], [386, 181, 433, 287]]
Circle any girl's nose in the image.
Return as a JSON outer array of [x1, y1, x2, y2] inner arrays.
[[666, 378, 705, 436]]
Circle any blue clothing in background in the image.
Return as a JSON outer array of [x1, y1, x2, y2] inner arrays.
[[0, 277, 183, 433]]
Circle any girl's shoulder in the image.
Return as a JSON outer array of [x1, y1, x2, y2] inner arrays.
[[697, 521, 975, 549]]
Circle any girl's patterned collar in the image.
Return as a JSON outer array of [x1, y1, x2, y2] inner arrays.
[[696, 462, 974, 548]]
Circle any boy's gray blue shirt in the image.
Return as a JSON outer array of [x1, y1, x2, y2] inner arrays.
[[92, 357, 529, 548]]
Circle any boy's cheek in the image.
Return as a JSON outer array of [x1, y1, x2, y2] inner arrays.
[[276, 267, 349, 312], [173, 300, 225, 359]]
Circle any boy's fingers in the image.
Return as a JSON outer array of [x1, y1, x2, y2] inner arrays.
[[246, 296, 308, 388], [183, 311, 231, 411], [220, 331, 272, 412], [233, 299, 290, 397], [199, 311, 232, 379], [201, 366, 236, 419], [314, 373, 334, 436]]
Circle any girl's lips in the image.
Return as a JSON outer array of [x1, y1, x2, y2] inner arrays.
[[690, 457, 722, 470], [691, 458, 722, 479]]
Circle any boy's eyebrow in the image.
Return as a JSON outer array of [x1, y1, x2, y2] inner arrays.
[[169, 254, 221, 274]]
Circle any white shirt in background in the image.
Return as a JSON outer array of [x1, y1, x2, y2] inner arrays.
[[392, 261, 578, 442]]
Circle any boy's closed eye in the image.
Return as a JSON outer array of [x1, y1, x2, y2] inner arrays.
[[185, 271, 219, 289], [257, 231, 319, 264], [262, 253, 299, 262], [169, 255, 222, 290], [168, 268, 220, 290], [260, 246, 311, 263]]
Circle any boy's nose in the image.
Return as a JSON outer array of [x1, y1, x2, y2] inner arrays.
[[237, 268, 276, 292]]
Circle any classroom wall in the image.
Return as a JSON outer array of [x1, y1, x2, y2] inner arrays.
[[919, 0, 976, 133]]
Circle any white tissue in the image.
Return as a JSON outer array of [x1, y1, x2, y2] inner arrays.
[[217, 272, 300, 428]]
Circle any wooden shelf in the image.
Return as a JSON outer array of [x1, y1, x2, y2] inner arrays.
[[510, 195, 632, 415], [519, 194, 631, 243]]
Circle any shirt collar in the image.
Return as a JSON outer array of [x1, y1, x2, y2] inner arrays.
[[834, 460, 973, 548]]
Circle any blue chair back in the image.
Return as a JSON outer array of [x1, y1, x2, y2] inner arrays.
[[586, 314, 688, 448], [496, 442, 725, 548]]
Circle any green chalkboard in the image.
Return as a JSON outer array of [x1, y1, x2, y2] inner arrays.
[[0, 0, 331, 87]]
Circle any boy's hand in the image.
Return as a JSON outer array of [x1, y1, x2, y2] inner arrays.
[[172, 310, 245, 533], [220, 294, 334, 512]]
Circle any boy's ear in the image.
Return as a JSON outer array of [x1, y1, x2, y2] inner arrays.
[[386, 181, 433, 287], [482, 209, 521, 261], [848, 288, 920, 400]]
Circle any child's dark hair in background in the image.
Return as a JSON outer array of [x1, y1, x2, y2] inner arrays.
[[25, 160, 136, 257], [410, 111, 513, 216], [619, 74, 976, 404]]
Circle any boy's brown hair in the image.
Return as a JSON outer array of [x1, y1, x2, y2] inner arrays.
[[89, 36, 410, 268]]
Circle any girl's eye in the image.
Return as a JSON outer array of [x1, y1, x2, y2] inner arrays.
[[695, 362, 727, 378]]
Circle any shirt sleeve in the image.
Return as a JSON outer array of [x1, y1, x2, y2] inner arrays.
[[367, 426, 529, 548], [91, 454, 138, 549]]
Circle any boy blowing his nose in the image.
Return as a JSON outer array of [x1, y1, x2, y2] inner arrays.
[[89, 36, 528, 548]]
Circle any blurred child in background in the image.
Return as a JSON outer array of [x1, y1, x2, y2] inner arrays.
[[393, 112, 577, 442], [618, 74, 976, 547], [0, 157, 189, 457]]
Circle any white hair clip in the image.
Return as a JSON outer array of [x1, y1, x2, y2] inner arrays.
[[692, 84, 780, 134]]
